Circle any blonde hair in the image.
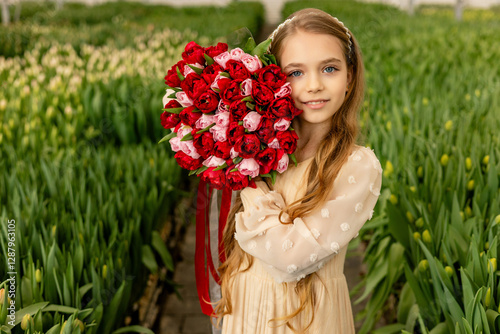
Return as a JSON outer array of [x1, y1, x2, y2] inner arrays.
[[214, 8, 365, 332]]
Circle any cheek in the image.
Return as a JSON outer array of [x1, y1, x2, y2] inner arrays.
[[288, 81, 301, 105]]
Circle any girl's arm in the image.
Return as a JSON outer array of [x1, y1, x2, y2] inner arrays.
[[234, 146, 383, 282]]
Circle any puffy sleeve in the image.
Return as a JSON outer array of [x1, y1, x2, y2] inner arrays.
[[234, 147, 383, 282]]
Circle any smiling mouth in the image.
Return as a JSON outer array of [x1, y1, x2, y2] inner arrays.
[[303, 100, 329, 105]]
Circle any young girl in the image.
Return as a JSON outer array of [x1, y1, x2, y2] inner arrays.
[[215, 8, 383, 333]]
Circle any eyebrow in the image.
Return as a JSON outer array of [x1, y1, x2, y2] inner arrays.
[[282, 57, 343, 72]]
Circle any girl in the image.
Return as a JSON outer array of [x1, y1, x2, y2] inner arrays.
[[215, 8, 383, 333]]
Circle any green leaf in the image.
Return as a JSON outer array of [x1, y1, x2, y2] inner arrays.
[[371, 323, 406, 334], [246, 102, 255, 110], [251, 39, 272, 57], [112, 325, 155, 334], [9, 302, 50, 327], [243, 37, 257, 54], [176, 67, 185, 81], [486, 310, 500, 332], [196, 166, 209, 175], [220, 72, 230, 78], [142, 245, 158, 274], [233, 157, 243, 164], [158, 131, 176, 144], [204, 54, 214, 66], [195, 123, 216, 134], [213, 163, 228, 171], [180, 133, 194, 142], [100, 282, 126, 334], [229, 168, 238, 173], [151, 231, 174, 271], [289, 153, 297, 166], [242, 96, 254, 102], [428, 323, 448, 334], [45, 324, 61, 334], [188, 64, 204, 75], [161, 107, 183, 114]]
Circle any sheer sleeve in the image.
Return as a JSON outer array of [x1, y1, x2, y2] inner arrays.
[[234, 147, 383, 282]]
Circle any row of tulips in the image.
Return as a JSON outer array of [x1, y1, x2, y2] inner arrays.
[[0, 1, 264, 333], [282, 2, 500, 333]]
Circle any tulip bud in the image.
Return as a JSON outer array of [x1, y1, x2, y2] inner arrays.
[[416, 167, 423, 179], [485, 287, 491, 307], [0, 288, 4, 304], [413, 232, 421, 241], [488, 258, 497, 273], [419, 260, 429, 272], [465, 157, 472, 170], [442, 253, 447, 262], [51, 225, 57, 238], [482, 155, 489, 165], [21, 314, 31, 330], [444, 120, 453, 131], [389, 194, 398, 205], [422, 230, 432, 243], [102, 265, 107, 280], [440, 154, 449, 167], [386, 121, 392, 131], [415, 217, 424, 228], [384, 161, 394, 178], [35, 269, 42, 283], [74, 318, 85, 331], [465, 206, 472, 217], [467, 180, 474, 191], [406, 211, 415, 224], [485, 242, 489, 250], [445, 266, 454, 276], [495, 215, 500, 225]]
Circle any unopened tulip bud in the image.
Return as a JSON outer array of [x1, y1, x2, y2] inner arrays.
[[410, 186, 416, 193], [389, 194, 398, 205], [444, 120, 453, 131], [485, 242, 489, 250], [488, 258, 497, 273], [422, 230, 432, 243], [417, 166, 423, 178], [74, 318, 85, 331], [482, 155, 489, 165], [440, 154, 449, 167], [419, 260, 429, 272], [467, 180, 474, 191], [495, 215, 500, 225], [384, 161, 394, 178], [445, 266, 454, 276], [415, 217, 424, 228], [465, 157, 472, 170], [406, 211, 414, 224], [465, 206, 472, 217], [102, 265, 107, 280], [0, 288, 4, 304], [485, 287, 491, 307], [35, 269, 42, 283], [21, 314, 31, 330], [413, 232, 421, 241]]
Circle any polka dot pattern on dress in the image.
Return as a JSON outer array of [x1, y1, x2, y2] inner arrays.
[[282, 239, 293, 251], [340, 223, 350, 232], [331, 242, 340, 253], [265, 241, 271, 251], [287, 264, 298, 273], [311, 228, 321, 239], [348, 176, 356, 184], [321, 208, 330, 218], [310, 253, 318, 262], [355, 202, 363, 212], [248, 240, 257, 250]]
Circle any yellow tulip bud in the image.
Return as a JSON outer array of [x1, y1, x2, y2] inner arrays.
[[465, 157, 472, 170], [386, 121, 392, 131], [21, 314, 31, 330], [465, 206, 472, 217], [422, 97, 429, 106], [482, 155, 489, 165], [410, 186, 416, 193], [488, 258, 497, 273], [35, 269, 42, 283], [413, 232, 421, 241], [415, 217, 424, 228], [0, 288, 4, 304], [460, 211, 464, 220], [475, 89, 481, 97], [384, 161, 394, 178], [467, 180, 474, 191], [74, 318, 85, 331], [445, 120, 453, 131], [485, 287, 491, 307], [103, 265, 107, 280], [440, 154, 449, 167], [406, 211, 415, 224], [495, 215, 500, 224], [51, 225, 57, 238], [465, 93, 471, 101], [419, 260, 429, 272], [442, 253, 447, 262], [422, 230, 432, 243], [417, 166, 423, 178], [445, 266, 454, 276], [389, 194, 398, 205], [117, 258, 122, 269], [480, 251, 485, 257], [485, 242, 489, 250]]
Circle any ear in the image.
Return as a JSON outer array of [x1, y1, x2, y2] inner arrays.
[[346, 67, 353, 90]]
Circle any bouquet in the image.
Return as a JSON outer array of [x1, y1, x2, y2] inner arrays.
[[159, 38, 302, 191]]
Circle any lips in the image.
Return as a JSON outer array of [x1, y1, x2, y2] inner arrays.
[[303, 99, 329, 109]]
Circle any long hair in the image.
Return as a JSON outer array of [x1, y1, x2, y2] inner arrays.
[[214, 8, 365, 332]]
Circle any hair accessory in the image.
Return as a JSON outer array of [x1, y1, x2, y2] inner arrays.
[[268, 13, 353, 56]]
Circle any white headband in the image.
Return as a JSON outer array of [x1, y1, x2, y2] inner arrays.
[[268, 14, 353, 56]]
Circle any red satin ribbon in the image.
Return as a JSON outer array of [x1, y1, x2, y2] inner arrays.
[[195, 180, 232, 316]]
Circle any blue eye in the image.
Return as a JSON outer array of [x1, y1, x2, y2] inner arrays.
[[324, 66, 336, 73], [288, 70, 302, 77]]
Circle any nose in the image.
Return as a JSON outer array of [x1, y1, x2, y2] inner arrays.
[[306, 73, 323, 93]]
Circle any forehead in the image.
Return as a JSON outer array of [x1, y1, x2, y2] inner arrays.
[[279, 30, 345, 66]]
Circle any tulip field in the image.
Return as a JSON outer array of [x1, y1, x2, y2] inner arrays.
[[0, 2, 263, 333], [284, 1, 500, 333]]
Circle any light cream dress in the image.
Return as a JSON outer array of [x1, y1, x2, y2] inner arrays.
[[222, 145, 383, 333]]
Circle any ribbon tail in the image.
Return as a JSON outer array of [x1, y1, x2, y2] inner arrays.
[[218, 188, 232, 263]]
